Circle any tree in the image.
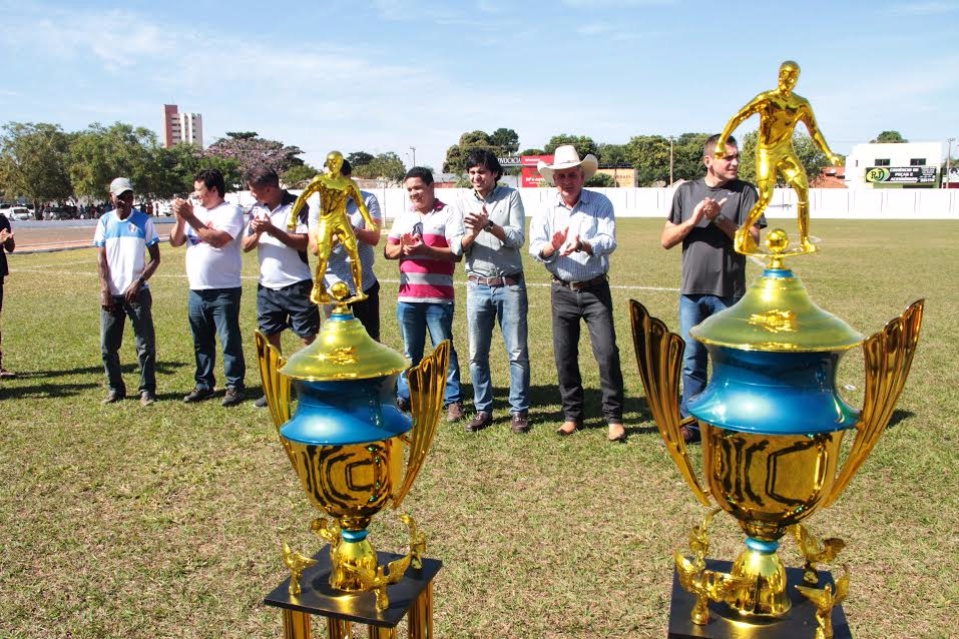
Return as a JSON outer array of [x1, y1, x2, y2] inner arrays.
[[585, 173, 617, 187], [0, 122, 72, 214], [519, 148, 544, 156], [544, 134, 597, 159], [68, 122, 161, 199], [443, 130, 492, 173], [282, 163, 321, 188], [596, 143, 629, 166], [352, 152, 406, 184], [871, 130, 907, 143], [624, 135, 670, 186], [490, 128, 519, 155], [671, 133, 711, 183], [204, 132, 303, 178], [346, 151, 375, 168]]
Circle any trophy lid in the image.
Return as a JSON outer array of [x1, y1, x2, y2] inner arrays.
[[690, 268, 863, 352], [281, 309, 409, 381]]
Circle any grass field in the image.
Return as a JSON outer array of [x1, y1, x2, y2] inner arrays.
[[0, 218, 956, 639]]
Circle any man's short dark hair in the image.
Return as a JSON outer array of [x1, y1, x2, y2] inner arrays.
[[245, 165, 279, 189], [341, 159, 353, 177], [195, 168, 226, 198], [404, 166, 434, 185], [464, 148, 503, 181], [704, 134, 738, 158]]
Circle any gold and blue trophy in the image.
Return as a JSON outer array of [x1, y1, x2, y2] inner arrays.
[[631, 64, 924, 638], [256, 151, 449, 639]]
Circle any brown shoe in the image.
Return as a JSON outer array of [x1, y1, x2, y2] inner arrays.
[[446, 402, 464, 422], [510, 411, 530, 434], [555, 421, 578, 436], [607, 422, 627, 443], [465, 410, 492, 433]]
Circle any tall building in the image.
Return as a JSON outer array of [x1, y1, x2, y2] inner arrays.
[[161, 104, 203, 149]]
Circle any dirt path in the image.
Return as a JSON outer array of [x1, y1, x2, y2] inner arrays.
[[6, 220, 174, 253]]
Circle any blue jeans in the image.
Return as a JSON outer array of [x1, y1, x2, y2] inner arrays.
[[188, 288, 245, 391], [100, 287, 156, 395], [395, 301, 461, 406], [466, 278, 530, 415], [679, 294, 738, 420]]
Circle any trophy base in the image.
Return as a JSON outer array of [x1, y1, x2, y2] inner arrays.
[[667, 559, 851, 639], [264, 545, 442, 635]]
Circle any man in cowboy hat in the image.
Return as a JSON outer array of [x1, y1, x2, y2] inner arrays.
[[528, 145, 626, 442]]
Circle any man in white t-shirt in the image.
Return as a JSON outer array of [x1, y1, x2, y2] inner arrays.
[[95, 177, 161, 406], [242, 165, 318, 407], [170, 168, 247, 407]]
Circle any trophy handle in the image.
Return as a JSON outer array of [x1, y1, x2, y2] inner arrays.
[[254, 331, 293, 455], [822, 299, 924, 508], [629, 300, 710, 506], [392, 340, 450, 509]]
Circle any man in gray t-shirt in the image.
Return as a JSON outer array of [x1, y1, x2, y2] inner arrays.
[[661, 134, 765, 441]]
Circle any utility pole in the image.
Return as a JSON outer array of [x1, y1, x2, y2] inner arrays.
[[668, 136, 676, 185], [410, 146, 416, 167], [947, 138, 955, 188]]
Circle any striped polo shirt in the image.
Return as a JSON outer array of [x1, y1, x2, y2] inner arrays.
[[387, 200, 457, 304]]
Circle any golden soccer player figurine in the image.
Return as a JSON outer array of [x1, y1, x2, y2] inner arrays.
[[716, 61, 841, 255], [288, 151, 376, 305]]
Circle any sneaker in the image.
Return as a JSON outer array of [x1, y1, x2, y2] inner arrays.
[[465, 411, 492, 433], [510, 411, 530, 434], [101, 390, 126, 405], [183, 387, 215, 403], [446, 402, 464, 422], [140, 391, 156, 407], [396, 397, 411, 413], [222, 388, 245, 407], [0, 368, 16, 379], [254, 396, 268, 408]]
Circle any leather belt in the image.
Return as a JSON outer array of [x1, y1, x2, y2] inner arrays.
[[468, 274, 519, 287], [551, 274, 607, 291]]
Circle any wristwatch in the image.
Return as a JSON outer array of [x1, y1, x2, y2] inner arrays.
[[484, 219, 495, 232]]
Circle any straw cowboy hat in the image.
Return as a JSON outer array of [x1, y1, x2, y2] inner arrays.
[[537, 145, 599, 184]]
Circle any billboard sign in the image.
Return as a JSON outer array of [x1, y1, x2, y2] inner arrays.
[[520, 154, 553, 188], [865, 166, 938, 184]]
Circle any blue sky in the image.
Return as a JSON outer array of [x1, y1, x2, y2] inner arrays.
[[3, 0, 958, 170]]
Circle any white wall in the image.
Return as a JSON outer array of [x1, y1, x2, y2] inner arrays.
[[229, 187, 959, 222], [845, 141, 944, 188]]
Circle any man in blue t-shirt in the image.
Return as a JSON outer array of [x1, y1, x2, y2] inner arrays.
[[661, 134, 765, 442], [0, 212, 15, 378], [94, 177, 161, 406]]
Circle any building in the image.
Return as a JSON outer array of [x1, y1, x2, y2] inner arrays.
[[844, 141, 942, 189], [161, 104, 203, 149]]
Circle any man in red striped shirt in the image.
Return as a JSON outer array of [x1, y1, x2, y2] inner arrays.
[[384, 167, 464, 421]]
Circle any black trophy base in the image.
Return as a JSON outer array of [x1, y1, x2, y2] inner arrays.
[[263, 546, 442, 629], [667, 559, 851, 639]]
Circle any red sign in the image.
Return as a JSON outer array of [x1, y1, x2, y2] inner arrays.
[[520, 154, 553, 188]]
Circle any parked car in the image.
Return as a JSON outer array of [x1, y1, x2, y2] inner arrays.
[[4, 206, 32, 221]]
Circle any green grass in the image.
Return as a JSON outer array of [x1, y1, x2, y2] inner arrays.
[[0, 219, 956, 638]]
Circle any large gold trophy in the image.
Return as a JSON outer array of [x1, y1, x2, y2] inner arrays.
[[632, 64, 924, 637], [257, 152, 449, 639]]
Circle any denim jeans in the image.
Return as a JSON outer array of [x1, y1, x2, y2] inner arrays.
[[679, 293, 738, 420], [395, 301, 461, 406], [550, 280, 624, 424], [466, 278, 530, 415], [100, 287, 157, 395], [188, 288, 245, 391]]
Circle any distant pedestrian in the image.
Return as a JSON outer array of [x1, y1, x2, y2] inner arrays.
[[0, 210, 16, 378], [170, 168, 247, 407], [94, 177, 161, 406]]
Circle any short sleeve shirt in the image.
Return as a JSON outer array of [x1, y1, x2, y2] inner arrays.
[[93, 209, 160, 296], [248, 191, 311, 289], [323, 190, 383, 294], [185, 201, 245, 290], [386, 200, 457, 304], [668, 178, 763, 298]]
